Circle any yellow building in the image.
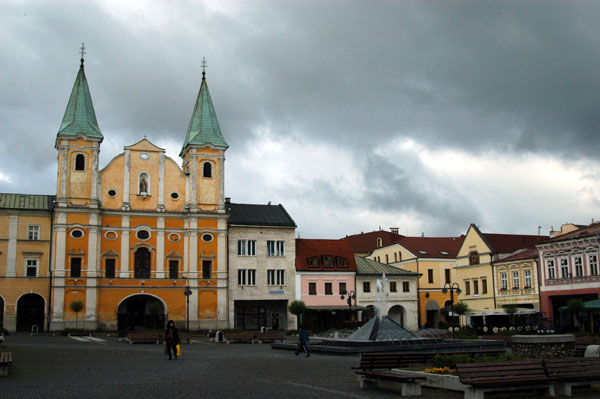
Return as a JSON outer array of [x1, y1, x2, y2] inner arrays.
[[493, 248, 540, 312], [0, 194, 54, 332], [47, 58, 228, 331], [455, 224, 545, 328], [370, 236, 464, 328]]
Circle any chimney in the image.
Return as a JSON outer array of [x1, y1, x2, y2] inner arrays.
[[225, 197, 231, 204]]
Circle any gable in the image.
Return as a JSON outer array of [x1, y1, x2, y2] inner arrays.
[[457, 225, 492, 258]]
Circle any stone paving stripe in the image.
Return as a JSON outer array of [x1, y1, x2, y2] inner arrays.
[[279, 381, 368, 399]]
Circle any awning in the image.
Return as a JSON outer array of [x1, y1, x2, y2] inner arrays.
[[305, 305, 367, 311], [468, 309, 539, 317], [558, 299, 600, 312]]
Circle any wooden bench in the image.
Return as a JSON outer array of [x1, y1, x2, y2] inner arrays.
[[178, 332, 192, 344], [126, 333, 162, 344], [253, 332, 285, 343], [353, 352, 426, 396], [224, 333, 255, 344], [574, 337, 600, 356], [0, 352, 12, 376], [457, 360, 555, 399], [544, 357, 600, 396]]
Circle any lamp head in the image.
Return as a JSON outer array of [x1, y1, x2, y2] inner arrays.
[[442, 287, 448, 294]]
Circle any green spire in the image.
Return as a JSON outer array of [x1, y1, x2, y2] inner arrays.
[[181, 71, 228, 153], [56, 53, 103, 140]]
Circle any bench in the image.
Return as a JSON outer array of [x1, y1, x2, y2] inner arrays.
[[253, 332, 285, 344], [178, 333, 192, 344], [544, 357, 600, 396], [0, 352, 12, 376], [353, 352, 426, 396], [126, 333, 162, 344], [457, 360, 555, 399], [224, 333, 255, 344], [574, 337, 600, 357]]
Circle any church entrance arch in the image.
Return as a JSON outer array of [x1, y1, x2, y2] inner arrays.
[[117, 295, 165, 331], [388, 305, 405, 326], [134, 247, 151, 279], [17, 293, 45, 332]]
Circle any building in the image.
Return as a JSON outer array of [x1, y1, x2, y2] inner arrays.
[[456, 224, 547, 328], [0, 194, 54, 332], [370, 236, 464, 328], [354, 256, 420, 330], [226, 201, 297, 331], [537, 222, 600, 331], [295, 239, 357, 332], [343, 228, 404, 257]]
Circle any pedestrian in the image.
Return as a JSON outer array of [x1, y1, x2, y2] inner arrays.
[[295, 327, 310, 357], [165, 320, 180, 360]]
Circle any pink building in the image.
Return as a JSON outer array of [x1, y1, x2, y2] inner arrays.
[[295, 239, 357, 332]]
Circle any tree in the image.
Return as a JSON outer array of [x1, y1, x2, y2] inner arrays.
[[288, 300, 306, 329], [567, 298, 585, 332], [453, 301, 470, 328], [69, 300, 84, 330]]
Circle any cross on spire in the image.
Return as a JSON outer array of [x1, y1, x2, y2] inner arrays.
[[80, 42, 86, 68], [201, 57, 207, 79]]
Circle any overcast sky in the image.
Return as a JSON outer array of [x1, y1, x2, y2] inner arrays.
[[2, 0, 600, 239]]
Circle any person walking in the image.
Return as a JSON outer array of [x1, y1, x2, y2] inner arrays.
[[295, 327, 310, 357], [165, 320, 180, 360]]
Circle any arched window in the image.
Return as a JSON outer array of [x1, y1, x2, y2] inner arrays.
[[376, 237, 383, 248], [203, 162, 212, 178], [139, 173, 149, 195], [75, 154, 85, 171]]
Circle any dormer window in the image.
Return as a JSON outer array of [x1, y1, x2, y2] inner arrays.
[[308, 256, 320, 267], [323, 255, 334, 267], [203, 161, 213, 178], [75, 154, 85, 171], [336, 256, 348, 267]]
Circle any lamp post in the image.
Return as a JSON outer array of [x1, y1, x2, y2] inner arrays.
[[442, 282, 461, 338], [184, 285, 192, 332], [340, 290, 357, 328]]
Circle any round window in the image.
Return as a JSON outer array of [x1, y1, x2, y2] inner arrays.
[[107, 189, 117, 197], [170, 192, 179, 200], [168, 233, 180, 242], [136, 230, 150, 240], [71, 229, 84, 239], [201, 233, 213, 242], [104, 231, 118, 240]]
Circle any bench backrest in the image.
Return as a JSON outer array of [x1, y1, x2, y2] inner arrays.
[[544, 357, 600, 379], [457, 360, 547, 387]]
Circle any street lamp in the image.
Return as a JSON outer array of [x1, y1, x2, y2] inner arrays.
[[340, 290, 357, 327], [184, 285, 192, 332], [442, 282, 461, 338]]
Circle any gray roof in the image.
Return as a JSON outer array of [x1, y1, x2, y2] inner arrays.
[[226, 202, 296, 227], [355, 255, 420, 276], [0, 193, 55, 211]]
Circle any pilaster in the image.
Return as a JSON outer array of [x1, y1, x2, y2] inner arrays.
[[122, 149, 131, 211], [156, 216, 165, 278], [7, 214, 18, 277], [120, 215, 130, 277]]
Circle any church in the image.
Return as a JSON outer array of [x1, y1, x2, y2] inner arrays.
[[0, 53, 298, 332]]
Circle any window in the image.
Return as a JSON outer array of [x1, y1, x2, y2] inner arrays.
[[28, 225, 40, 240], [105, 258, 116, 278], [308, 256, 319, 267], [336, 256, 348, 267], [308, 282, 317, 295], [574, 256, 583, 277], [385, 254, 389, 264], [108, 189, 117, 197], [377, 237, 383, 248], [238, 269, 246, 285], [546, 259, 556, 279], [136, 230, 150, 240], [201, 233, 213, 242], [203, 162, 212, 178], [427, 269, 434, 284], [169, 260, 178, 279], [71, 257, 82, 278], [482, 278, 488, 294], [237, 240, 256, 256], [237, 269, 255, 285], [465, 281, 471, 295], [276, 270, 285, 285], [267, 270, 275, 285], [524, 269, 532, 288], [267, 240, 285, 256], [560, 258, 569, 278], [339, 282, 347, 294], [394, 253, 398, 262], [500, 272, 508, 290], [473, 280, 479, 295], [469, 251, 480, 265], [248, 269, 256, 285], [26, 259, 38, 277], [445, 269, 451, 284], [325, 282, 333, 295], [390, 281, 397, 292], [512, 270, 520, 289], [402, 281, 410, 292], [363, 281, 371, 293], [75, 153, 85, 171], [323, 255, 333, 267], [589, 254, 599, 275], [71, 229, 84, 239], [170, 192, 179, 200], [398, 252, 402, 261], [202, 260, 212, 279]]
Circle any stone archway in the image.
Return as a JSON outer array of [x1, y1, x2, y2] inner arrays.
[[17, 293, 45, 332], [425, 300, 441, 329], [388, 305, 405, 326], [117, 295, 165, 332]]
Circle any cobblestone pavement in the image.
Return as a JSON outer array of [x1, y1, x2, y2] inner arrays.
[[1, 333, 599, 399]]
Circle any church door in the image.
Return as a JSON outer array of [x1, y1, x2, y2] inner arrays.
[[134, 248, 151, 279]]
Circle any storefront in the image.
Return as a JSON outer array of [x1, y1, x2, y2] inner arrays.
[[234, 300, 288, 331]]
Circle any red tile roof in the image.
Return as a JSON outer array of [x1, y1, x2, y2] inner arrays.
[[296, 238, 357, 271], [342, 230, 404, 254], [497, 248, 539, 263], [481, 232, 547, 254], [398, 236, 465, 258]]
